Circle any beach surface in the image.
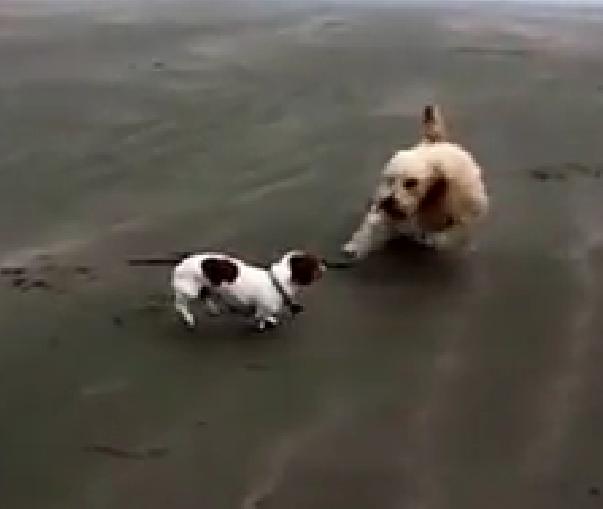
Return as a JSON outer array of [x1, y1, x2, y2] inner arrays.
[[2, 1, 603, 507]]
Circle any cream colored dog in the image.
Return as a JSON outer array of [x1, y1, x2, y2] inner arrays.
[[343, 105, 489, 258]]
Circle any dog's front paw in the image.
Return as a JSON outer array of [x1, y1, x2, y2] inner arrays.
[[254, 320, 275, 332], [255, 316, 279, 332], [265, 316, 279, 329]]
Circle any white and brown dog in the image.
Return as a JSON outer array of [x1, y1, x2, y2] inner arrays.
[[172, 250, 325, 331], [343, 105, 489, 258]]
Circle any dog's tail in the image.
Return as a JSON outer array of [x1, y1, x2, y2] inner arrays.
[[421, 104, 447, 143]]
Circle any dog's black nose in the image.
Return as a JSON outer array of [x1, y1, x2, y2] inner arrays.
[[378, 196, 406, 219]]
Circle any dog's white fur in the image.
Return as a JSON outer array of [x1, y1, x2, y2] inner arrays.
[[343, 105, 489, 258], [172, 250, 323, 331]]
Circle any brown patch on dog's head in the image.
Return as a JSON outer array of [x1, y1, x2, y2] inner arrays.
[[289, 253, 325, 286], [421, 104, 447, 143], [201, 257, 239, 286]]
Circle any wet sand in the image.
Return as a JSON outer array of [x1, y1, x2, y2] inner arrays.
[[2, 1, 603, 507]]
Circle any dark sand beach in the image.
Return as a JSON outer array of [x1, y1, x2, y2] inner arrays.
[[2, 0, 603, 507]]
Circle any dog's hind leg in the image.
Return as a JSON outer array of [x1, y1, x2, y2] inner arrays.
[[419, 221, 473, 251], [174, 290, 196, 329], [198, 287, 221, 317], [203, 298, 221, 317], [173, 274, 213, 328]]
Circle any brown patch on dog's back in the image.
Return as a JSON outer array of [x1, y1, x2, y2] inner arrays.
[[289, 254, 323, 286], [201, 258, 239, 286]]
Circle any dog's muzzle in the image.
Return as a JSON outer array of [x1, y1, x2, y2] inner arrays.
[[378, 196, 407, 220]]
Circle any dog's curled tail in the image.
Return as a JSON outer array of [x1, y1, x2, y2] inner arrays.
[[421, 104, 447, 143]]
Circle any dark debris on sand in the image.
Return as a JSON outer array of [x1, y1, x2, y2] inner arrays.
[[452, 46, 530, 57], [244, 362, 271, 372], [1, 266, 26, 276], [112, 315, 124, 328], [11, 277, 27, 288], [1, 259, 99, 291], [528, 162, 603, 182], [30, 279, 52, 289], [83, 444, 169, 460], [4, 275, 52, 291]]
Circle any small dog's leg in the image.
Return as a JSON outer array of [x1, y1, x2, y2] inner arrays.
[[174, 292, 195, 329], [265, 315, 279, 328], [255, 317, 278, 332], [203, 297, 221, 317], [253, 306, 266, 332], [253, 309, 279, 332], [198, 287, 221, 317], [343, 208, 394, 259], [254, 318, 267, 332]]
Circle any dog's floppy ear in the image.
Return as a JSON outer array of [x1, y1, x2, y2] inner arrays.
[[289, 253, 324, 286], [421, 104, 447, 143], [418, 165, 448, 212]]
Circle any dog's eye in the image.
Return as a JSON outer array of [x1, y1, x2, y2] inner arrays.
[[384, 176, 396, 187], [403, 178, 418, 190]]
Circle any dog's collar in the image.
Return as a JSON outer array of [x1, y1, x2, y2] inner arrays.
[[269, 269, 300, 314]]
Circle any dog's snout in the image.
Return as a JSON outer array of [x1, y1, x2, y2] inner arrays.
[[379, 195, 396, 209], [378, 196, 406, 220]]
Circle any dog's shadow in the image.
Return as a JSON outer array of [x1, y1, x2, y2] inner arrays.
[[345, 236, 478, 290], [119, 291, 283, 348], [172, 307, 286, 344]]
